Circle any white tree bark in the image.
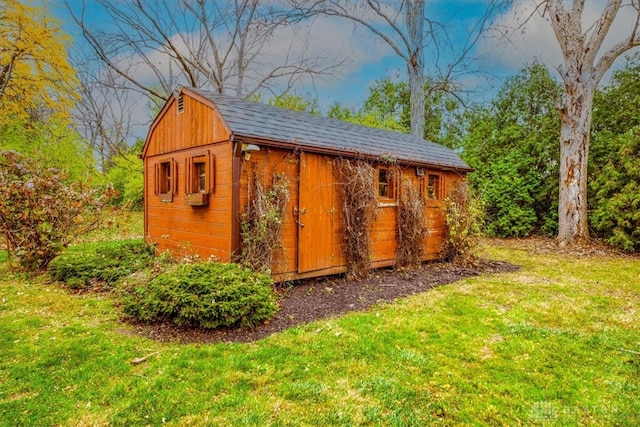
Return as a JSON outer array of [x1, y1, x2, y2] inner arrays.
[[406, 0, 425, 138], [545, 0, 640, 246]]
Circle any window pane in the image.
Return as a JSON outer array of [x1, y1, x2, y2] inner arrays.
[[428, 174, 440, 199], [160, 162, 171, 193], [197, 163, 206, 192], [379, 169, 389, 197]]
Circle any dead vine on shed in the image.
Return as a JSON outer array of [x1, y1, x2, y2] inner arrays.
[[397, 182, 427, 267], [240, 171, 290, 274], [440, 180, 484, 266], [336, 159, 377, 278]]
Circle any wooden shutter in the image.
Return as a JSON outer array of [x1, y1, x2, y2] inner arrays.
[[154, 162, 160, 195], [206, 150, 215, 194], [171, 158, 178, 195], [184, 158, 191, 194]]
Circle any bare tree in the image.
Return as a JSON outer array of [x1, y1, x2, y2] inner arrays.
[[73, 57, 139, 171], [65, 0, 345, 112], [539, 0, 640, 246], [288, 0, 503, 138]]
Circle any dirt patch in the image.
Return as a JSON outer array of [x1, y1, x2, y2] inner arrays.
[[129, 259, 519, 344]]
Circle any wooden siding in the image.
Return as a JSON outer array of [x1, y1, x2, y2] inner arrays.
[[238, 147, 300, 275], [144, 92, 234, 260], [238, 150, 465, 280], [145, 94, 228, 157]]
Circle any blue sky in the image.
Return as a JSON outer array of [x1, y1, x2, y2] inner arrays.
[[52, 1, 515, 108], [51, 1, 640, 137]]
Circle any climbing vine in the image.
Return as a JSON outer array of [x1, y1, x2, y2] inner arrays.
[[397, 182, 427, 267], [240, 171, 290, 274], [336, 159, 377, 278], [440, 181, 485, 265]]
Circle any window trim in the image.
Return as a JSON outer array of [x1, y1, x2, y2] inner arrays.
[[154, 158, 177, 203], [185, 150, 214, 204], [426, 173, 442, 200], [377, 166, 398, 205]]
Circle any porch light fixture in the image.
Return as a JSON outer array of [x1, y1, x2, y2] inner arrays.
[[241, 144, 260, 160]]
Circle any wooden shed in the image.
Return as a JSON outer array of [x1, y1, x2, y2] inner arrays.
[[141, 87, 471, 280]]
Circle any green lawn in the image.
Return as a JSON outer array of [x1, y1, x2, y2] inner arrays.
[[1, 230, 638, 425]]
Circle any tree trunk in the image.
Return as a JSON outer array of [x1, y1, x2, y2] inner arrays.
[[406, 0, 425, 138], [557, 82, 594, 246], [408, 63, 425, 138]]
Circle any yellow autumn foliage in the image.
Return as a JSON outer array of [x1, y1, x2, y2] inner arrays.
[[0, 0, 79, 124]]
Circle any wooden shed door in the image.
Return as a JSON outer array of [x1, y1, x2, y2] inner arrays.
[[298, 152, 335, 273]]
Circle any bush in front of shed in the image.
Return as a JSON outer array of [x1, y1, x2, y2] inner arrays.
[[119, 262, 278, 329], [49, 239, 156, 290], [440, 182, 485, 265]]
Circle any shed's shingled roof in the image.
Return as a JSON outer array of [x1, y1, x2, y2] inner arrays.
[[190, 89, 470, 171]]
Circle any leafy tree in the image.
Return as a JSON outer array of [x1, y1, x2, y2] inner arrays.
[[0, 151, 113, 270], [361, 79, 411, 133], [591, 53, 640, 169], [267, 92, 319, 114], [542, 0, 640, 246], [327, 101, 407, 133], [0, 117, 94, 183], [589, 128, 640, 251], [480, 155, 538, 237], [0, 0, 78, 124], [589, 54, 640, 251], [105, 141, 144, 210], [462, 62, 562, 236], [327, 78, 462, 143]]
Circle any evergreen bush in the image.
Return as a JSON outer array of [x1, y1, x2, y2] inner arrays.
[[48, 239, 155, 289], [118, 262, 278, 329]]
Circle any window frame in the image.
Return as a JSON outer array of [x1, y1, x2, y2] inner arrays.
[[154, 158, 177, 203], [426, 173, 442, 200], [377, 166, 398, 205], [185, 150, 214, 196]]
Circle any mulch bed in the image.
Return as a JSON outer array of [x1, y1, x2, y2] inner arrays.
[[129, 259, 519, 344]]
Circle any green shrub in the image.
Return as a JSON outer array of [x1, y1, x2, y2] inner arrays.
[[590, 128, 640, 252], [48, 239, 155, 289], [470, 154, 539, 238], [119, 262, 278, 329], [105, 151, 144, 210]]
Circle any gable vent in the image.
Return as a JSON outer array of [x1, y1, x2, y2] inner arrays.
[[177, 95, 184, 114]]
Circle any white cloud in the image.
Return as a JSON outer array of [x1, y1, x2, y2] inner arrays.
[[481, 1, 640, 76]]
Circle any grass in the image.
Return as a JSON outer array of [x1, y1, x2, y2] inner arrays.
[[1, 216, 638, 425]]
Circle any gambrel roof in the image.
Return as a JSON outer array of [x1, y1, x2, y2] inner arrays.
[[189, 88, 471, 171]]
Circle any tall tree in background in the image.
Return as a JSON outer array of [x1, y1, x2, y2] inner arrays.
[[0, 0, 93, 181], [542, 0, 640, 246], [289, 0, 502, 138], [67, 0, 345, 111], [73, 55, 138, 171], [0, 0, 78, 123], [463, 62, 561, 237], [328, 78, 462, 146], [589, 54, 640, 251]]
